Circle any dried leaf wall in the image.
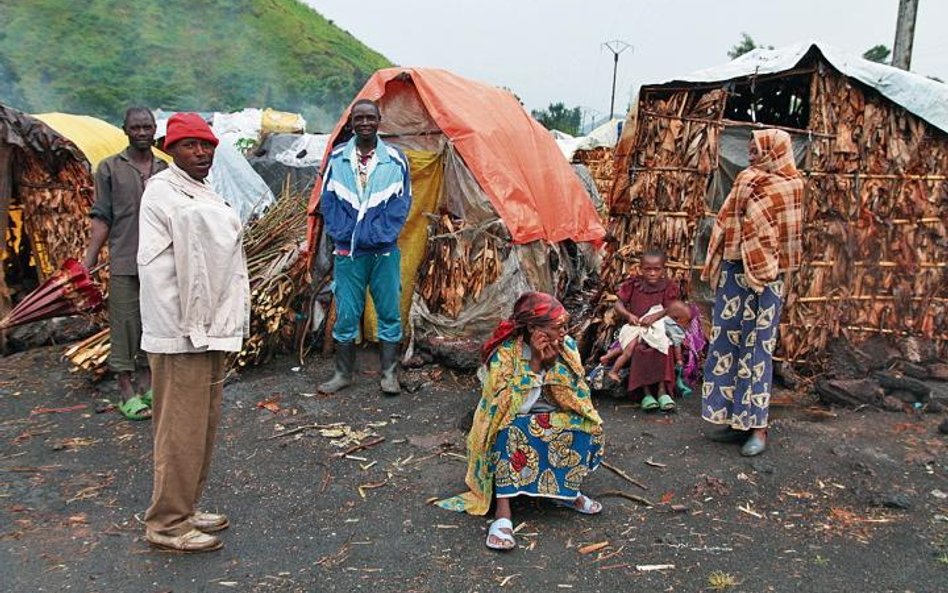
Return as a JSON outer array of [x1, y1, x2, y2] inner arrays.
[[599, 66, 948, 364], [575, 147, 615, 198], [17, 154, 94, 280]]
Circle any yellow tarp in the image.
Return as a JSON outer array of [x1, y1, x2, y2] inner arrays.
[[364, 150, 443, 341], [33, 112, 169, 169]]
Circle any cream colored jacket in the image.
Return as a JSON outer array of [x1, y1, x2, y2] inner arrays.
[[137, 164, 250, 354]]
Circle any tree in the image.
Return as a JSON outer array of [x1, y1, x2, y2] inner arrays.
[[728, 33, 773, 60], [863, 44, 891, 64], [531, 102, 582, 135]]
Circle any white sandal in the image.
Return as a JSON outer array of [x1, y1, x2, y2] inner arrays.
[[486, 517, 516, 551], [556, 493, 603, 515]]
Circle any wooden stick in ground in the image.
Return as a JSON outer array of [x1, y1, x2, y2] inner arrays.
[[597, 489, 654, 507], [602, 460, 648, 491], [263, 423, 344, 440], [334, 437, 386, 458]]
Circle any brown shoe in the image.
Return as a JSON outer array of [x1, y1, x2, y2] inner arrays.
[[146, 528, 223, 552], [190, 511, 229, 533]]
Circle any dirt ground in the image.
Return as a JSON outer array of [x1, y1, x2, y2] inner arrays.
[[1, 344, 946, 593]]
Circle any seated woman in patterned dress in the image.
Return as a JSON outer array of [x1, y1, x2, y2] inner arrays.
[[436, 292, 605, 551]]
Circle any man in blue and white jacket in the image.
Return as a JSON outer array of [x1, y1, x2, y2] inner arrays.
[[319, 99, 412, 395]]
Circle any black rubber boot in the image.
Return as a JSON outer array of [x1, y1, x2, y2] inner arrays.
[[379, 341, 401, 396], [319, 341, 356, 393]]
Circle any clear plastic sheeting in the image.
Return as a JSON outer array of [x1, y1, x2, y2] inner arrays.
[[439, 144, 496, 226], [248, 133, 326, 197], [554, 119, 624, 161], [409, 247, 536, 342], [273, 134, 330, 168], [211, 108, 263, 142], [207, 136, 275, 223], [571, 164, 602, 210], [409, 241, 599, 344]]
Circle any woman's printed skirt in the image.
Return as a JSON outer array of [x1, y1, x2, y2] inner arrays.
[[701, 260, 784, 430], [491, 412, 603, 500]]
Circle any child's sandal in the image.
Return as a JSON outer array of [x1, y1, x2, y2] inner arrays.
[[641, 394, 660, 411]]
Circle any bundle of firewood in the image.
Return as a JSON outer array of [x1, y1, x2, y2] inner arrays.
[[62, 328, 110, 377], [417, 214, 506, 319], [230, 190, 309, 368], [64, 190, 310, 375]]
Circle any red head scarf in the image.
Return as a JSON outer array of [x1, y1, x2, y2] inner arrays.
[[481, 292, 567, 363]]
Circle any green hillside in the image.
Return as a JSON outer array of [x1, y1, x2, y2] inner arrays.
[[0, 0, 391, 130]]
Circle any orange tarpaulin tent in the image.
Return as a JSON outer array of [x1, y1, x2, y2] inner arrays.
[[307, 68, 605, 249], [307, 68, 606, 344]]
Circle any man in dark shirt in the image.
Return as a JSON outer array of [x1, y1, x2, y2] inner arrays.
[[83, 107, 167, 420]]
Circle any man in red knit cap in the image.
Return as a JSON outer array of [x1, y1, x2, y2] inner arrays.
[[139, 113, 250, 552]]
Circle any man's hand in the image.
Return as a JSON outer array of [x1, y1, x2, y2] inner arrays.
[[83, 217, 110, 273], [626, 313, 640, 325]]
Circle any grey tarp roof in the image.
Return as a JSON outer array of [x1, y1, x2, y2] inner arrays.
[[651, 42, 948, 135]]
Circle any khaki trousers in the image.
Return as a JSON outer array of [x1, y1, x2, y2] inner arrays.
[[144, 351, 225, 536]]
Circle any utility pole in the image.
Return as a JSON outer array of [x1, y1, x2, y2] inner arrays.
[[603, 40, 632, 120], [892, 0, 919, 70]]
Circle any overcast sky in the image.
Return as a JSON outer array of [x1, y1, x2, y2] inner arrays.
[[305, 0, 946, 126]]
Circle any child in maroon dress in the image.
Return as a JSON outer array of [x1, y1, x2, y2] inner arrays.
[[612, 250, 680, 411]]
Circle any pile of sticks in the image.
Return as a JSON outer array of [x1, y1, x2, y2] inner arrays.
[[231, 190, 310, 368], [62, 328, 109, 377], [63, 190, 310, 374], [416, 214, 506, 319]]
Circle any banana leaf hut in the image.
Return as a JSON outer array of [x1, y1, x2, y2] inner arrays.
[[596, 42, 948, 365]]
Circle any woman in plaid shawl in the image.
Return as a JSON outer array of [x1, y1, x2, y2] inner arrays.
[[700, 129, 803, 457]]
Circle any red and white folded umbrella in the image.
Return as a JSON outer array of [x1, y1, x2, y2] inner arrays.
[[0, 258, 104, 330]]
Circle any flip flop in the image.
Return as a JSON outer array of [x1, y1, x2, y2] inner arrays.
[[486, 517, 516, 551], [139, 389, 154, 407], [658, 393, 676, 411], [117, 395, 151, 421], [641, 394, 659, 411], [555, 493, 603, 515]]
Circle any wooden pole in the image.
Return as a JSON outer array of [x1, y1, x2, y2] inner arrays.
[[0, 142, 12, 352], [892, 0, 919, 70]]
